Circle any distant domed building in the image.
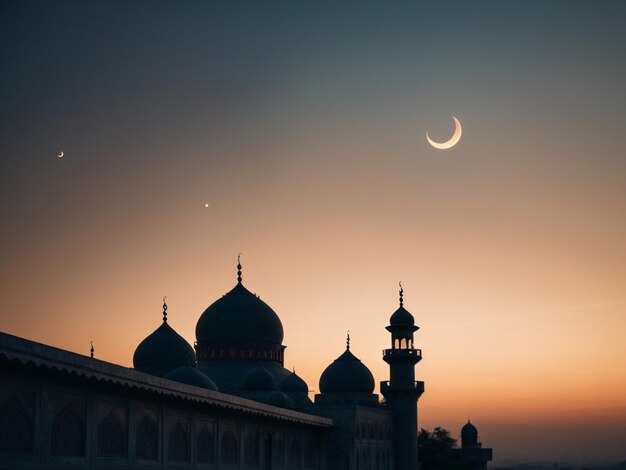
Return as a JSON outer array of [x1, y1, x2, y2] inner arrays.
[[1, 258, 493, 470], [453, 419, 493, 470]]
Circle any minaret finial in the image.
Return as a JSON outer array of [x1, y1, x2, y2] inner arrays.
[[162, 296, 168, 322], [399, 281, 404, 307], [237, 253, 242, 283], [346, 330, 350, 350], [90, 341, 94, 359]]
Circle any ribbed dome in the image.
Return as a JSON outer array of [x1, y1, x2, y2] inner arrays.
[[133, 321, 195, 377], [389, 306, 415, 326], [243, 366, 276, 390], [280, 371, 308, 394], [165, 365, 218, 391], [196, 282, 284, 345], [319, 348, 375, 394]]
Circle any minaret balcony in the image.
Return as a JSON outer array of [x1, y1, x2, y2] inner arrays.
[[380, 380, 425, 395], [382, 348, 422, 364], [383, 348, 421, 357]]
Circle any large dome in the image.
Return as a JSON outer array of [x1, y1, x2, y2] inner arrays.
[[196, 282, 284, 345], [133, 320, 195, 377], [319, 348, 375, 394]]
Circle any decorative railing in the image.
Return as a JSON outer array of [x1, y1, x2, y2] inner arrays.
[[382, 348, 422, 357], [380, 380, 424, 394]]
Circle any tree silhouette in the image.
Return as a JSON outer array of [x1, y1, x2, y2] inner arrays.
[[418, 427, 458, 470]]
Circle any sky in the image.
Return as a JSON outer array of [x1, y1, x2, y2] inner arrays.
[[1, 0, 625, 465]]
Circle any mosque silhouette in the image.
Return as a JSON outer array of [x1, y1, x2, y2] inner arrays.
[[0, 259, 491, 469]]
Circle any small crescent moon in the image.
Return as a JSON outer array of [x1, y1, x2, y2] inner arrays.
[[57, 151, 64, 158], [426, 116, 462, 150]]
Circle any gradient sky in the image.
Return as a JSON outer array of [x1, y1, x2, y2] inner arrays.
[[1, 1, 625, 465]]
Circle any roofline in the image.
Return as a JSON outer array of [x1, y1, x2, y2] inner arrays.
[[0, 331, 333, 429]]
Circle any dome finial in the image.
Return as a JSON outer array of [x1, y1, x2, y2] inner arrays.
[[90, 341, 94, 358], [346, 330, 350, 350], [399, 281, 404, 307], [237, 253, 243, 283], [162, 296, 168, 322]]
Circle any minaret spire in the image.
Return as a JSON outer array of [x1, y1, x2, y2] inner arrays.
[[237, 253, 242, 284], [162, 296, 168, 323], [399, 281, 404, 307], [90, 341, 94, 359], [346, 330, 350, 350]]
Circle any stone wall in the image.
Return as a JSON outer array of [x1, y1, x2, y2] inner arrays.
[[0, 366, 325, 470]]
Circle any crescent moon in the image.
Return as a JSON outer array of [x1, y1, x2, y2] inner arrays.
[[426, 116, 462, 150], [57, 151, 64, 158]]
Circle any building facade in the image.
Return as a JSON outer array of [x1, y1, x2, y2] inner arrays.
[[0, 263, 425, 470]]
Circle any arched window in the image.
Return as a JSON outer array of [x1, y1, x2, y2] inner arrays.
[[97, 410, 126, 457], [400, 338, 407, 349], [220, 428, 239, 465], [136, 415, 158, 460], [393, 339, 399, 349], [243, 429, 259, 466], [168, 421, 189, 462], [51, 402, 85, 456], [197, 423, 215, 464], [0, 394, 33, 453]]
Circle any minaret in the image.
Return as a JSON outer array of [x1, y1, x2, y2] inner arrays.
[[381, 283, 424, 470]]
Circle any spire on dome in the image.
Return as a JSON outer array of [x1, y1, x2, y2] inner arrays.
[[346, 331, 350, 350], [237, 253, 242, 283], [90, 341, 94, 359], [399, 281, 404, 307], [162, 296, 168, 323]]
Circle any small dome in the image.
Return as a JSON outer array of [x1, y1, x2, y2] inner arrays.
[[389, 306, 415, 326], [133, 321, 195, 377], [462, 420, 478, 441], [280, 371, 308, 394], [266, 390, 294, 409], [319, 348, 375, 394], [165, 365, 218, 391], [196, 282, 284, 345], [243, 366, 276, 390]]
